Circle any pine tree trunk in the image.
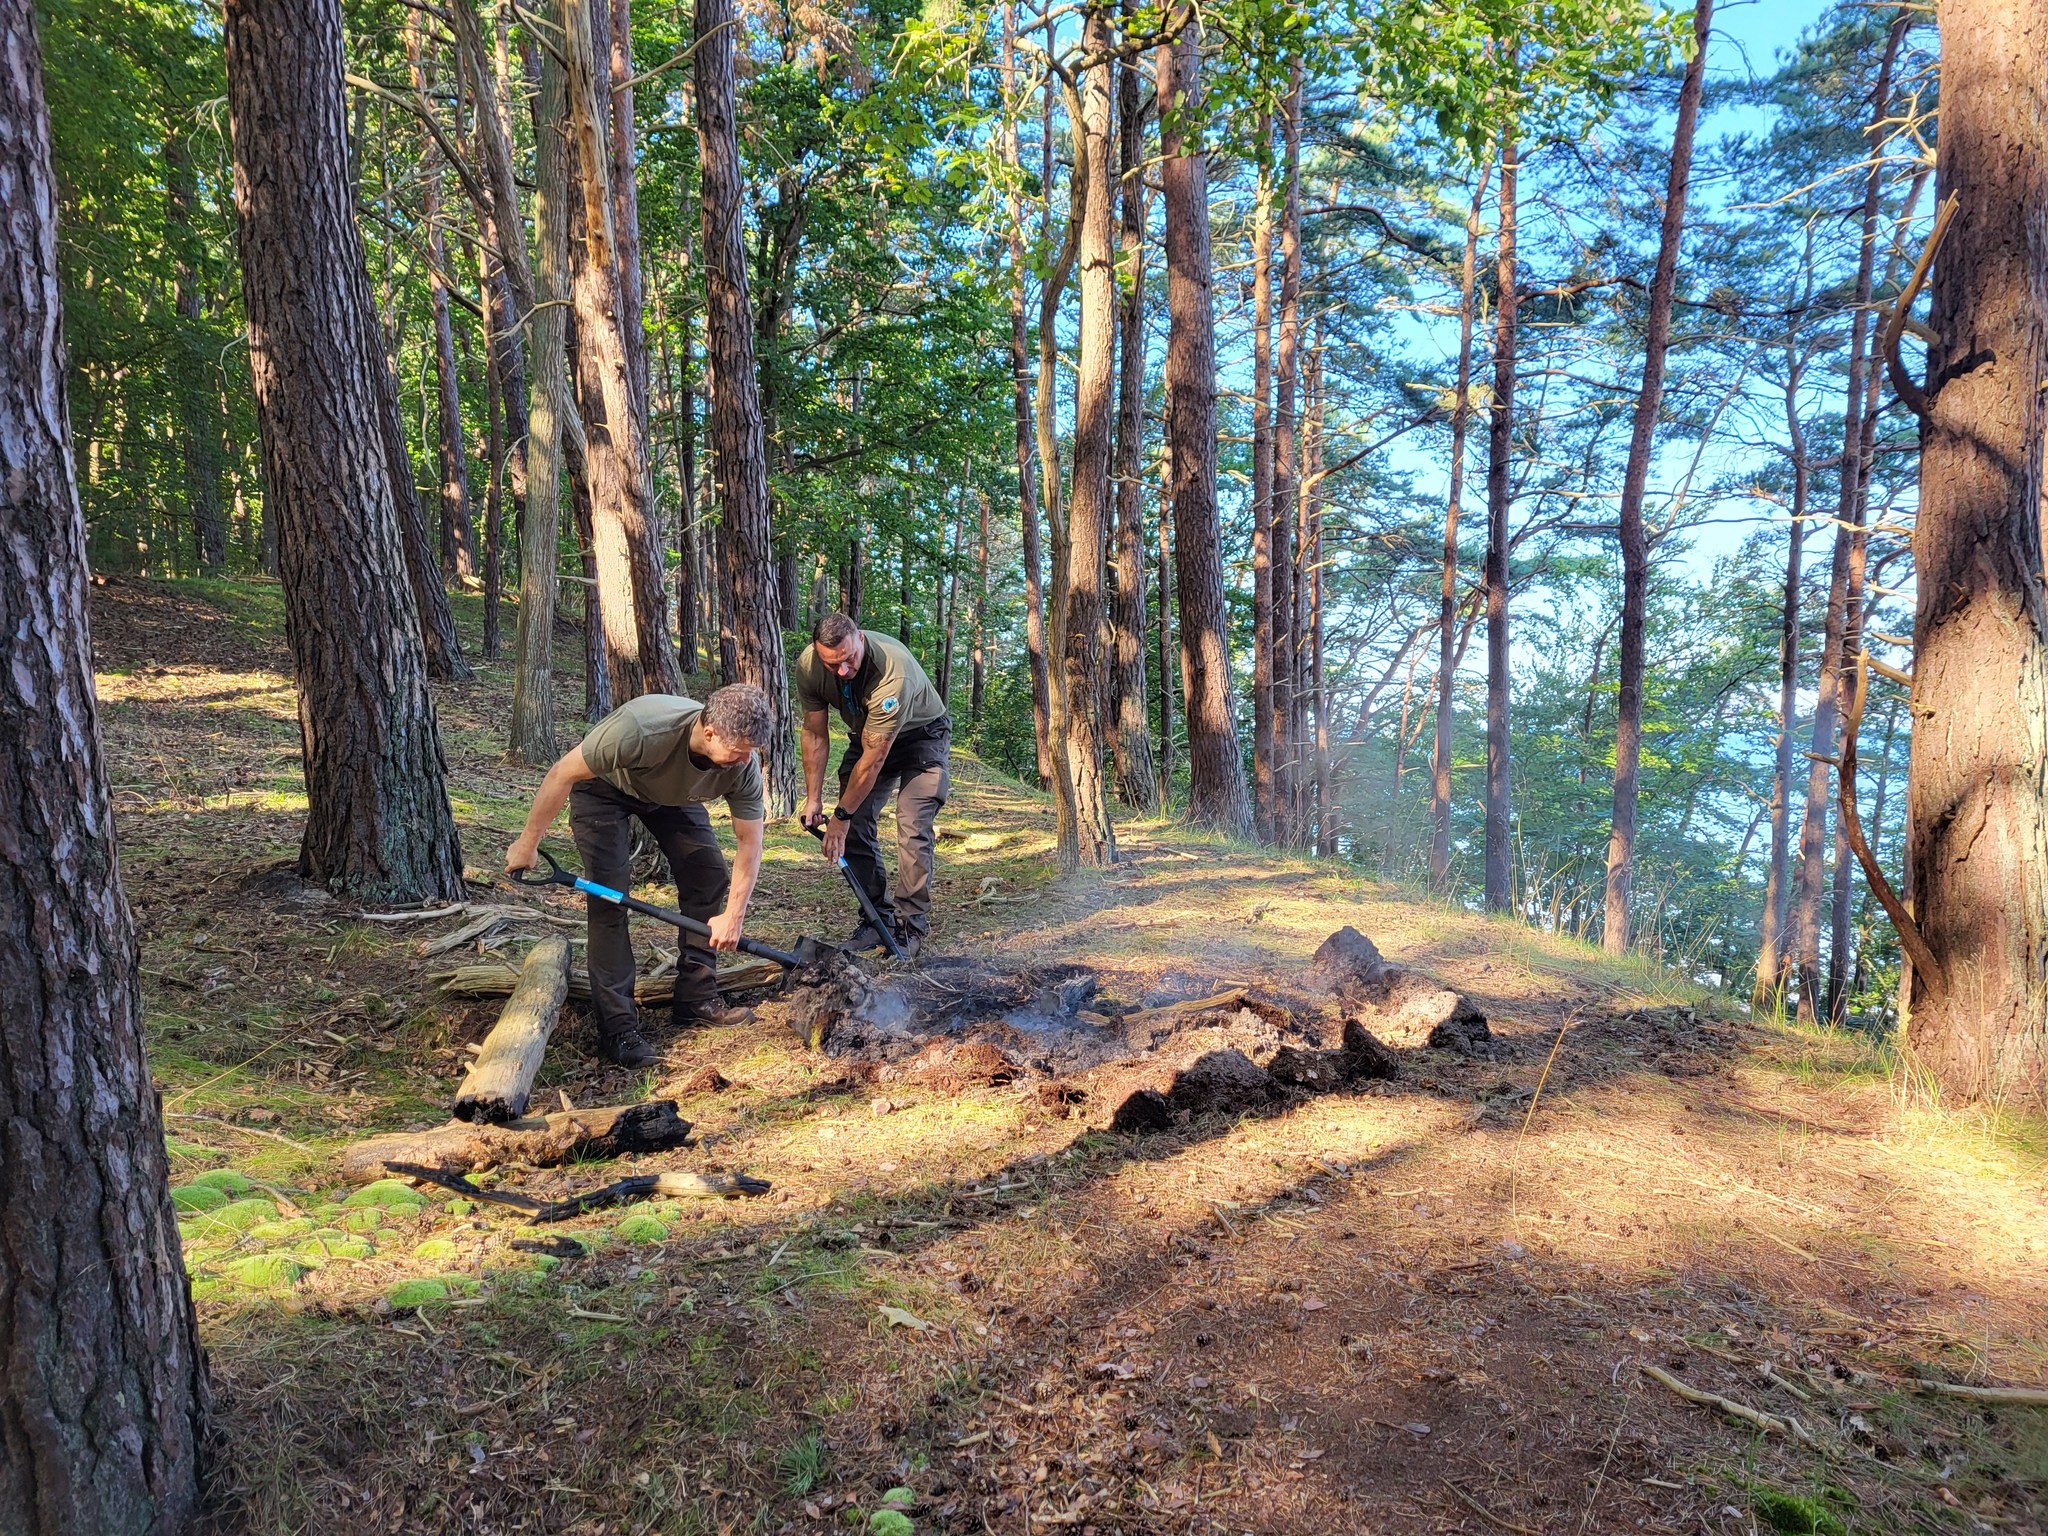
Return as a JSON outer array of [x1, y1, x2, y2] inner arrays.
[[1157, 14, 1251, 837], [483, 273, 504, 658], [0, 8, 208, 1520], [408, 15, 478, 584], [1753, 347, 1808, 1009], [1905, 0, 2048, 1108], [1482, 134, 1519, 912], [166, 137, 227, 569], [1602, 0, 1711, 953], [1108, 41, 1156, 810], [971, 486, 989, 731], [1792, 16, 1907, 1022], [1306, 339, 1331, 855], [563, 0, 676, 701], [1249, 119, 1276, 843], [1156, 458, 1175, 804], [1002, 2, 1052, 782], [226, 0, 466, 899], [1431, 162, 1489, 889], [1271, 64, 1304, 847], [696, 0, 794, 808], [1055, 10, 1120, 873], [507, 25, 571, 765], [608, 0, 651, 426]]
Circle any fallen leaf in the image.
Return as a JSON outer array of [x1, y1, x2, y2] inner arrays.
[[1301, 1297, 1327, 1312], [878, 1304, 935, 1331]]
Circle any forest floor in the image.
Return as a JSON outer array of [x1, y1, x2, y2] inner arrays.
[[93, 575, 2047, 1536]]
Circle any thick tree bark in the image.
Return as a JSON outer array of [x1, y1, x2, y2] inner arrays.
[[226, 0, 467, 899], [1905, 0, 2048, 1108], [1108, 41, 1156, 810], [563, 0, 676, 700], [508, 28, 573, 765], [1249, 117, 1276, 842], [1002, 2, 1052, 782], [1482, 135, 1519, 912], [1156, 459, 1175, 805], [0, 7, 208, 1522], [1157, 15, 1251, 837], [1305, 339, 1331, 855], [1271, 63, 1304, 846], [1791, 17, 1906, 1023], [1431, 162, 1489, 889], [1052, 10, 1120, 873], [482, 270, 504, 658], [608, 0, 651, 427], [696, 0, 794, 808], [407, 14, 478, 584], [1601, 0, 1712, 954]]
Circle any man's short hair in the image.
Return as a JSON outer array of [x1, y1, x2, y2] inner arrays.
[[703, 683, 772, 746], [813, 612, 860, 650]]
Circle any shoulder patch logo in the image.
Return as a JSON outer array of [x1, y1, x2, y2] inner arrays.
[[878, 695, 899, 715]]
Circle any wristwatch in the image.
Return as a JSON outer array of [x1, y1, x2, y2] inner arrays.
[[832, 804, 852, 822]]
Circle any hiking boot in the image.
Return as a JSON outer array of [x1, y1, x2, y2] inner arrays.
[[845, 921, 889, 953], [893, 928, 924, 961], [676, 1001, 755, 1030], [598, 1028, 660, 1068]]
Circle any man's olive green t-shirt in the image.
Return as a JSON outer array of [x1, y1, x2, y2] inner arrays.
[[794, 629, 947, 746], [578, 696, 766, 818]]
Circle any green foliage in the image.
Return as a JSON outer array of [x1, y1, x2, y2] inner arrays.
[[776, 1429, 830, 1496], [1751, 1488, 1847, 1536], [344, 1179, 430, 1210]]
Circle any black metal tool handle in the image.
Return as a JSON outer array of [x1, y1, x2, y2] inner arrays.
[[801, 819, 908, 961], [511, 847, 803, 969]]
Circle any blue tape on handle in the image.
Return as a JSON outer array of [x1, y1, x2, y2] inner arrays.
[[574, 878, 626, 903]]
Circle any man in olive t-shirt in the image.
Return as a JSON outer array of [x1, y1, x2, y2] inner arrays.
[[505, 684, 772, 1066], [795, 612, 951, 958]]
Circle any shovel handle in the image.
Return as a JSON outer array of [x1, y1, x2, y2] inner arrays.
[[510, 847, 803, 969], [800, 820, 908, 962]]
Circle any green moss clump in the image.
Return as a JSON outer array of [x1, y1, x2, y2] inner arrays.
[[337, 1207, 390, 1233], [412, 1237, 461, 1262], [299, 1237, 374, 1260], [226, 1254, 309, 1289], [343, 1179, 429, 1210], [867, 1512, 913, 1536], [386, 1278, 450, 1308], [1753, 1490, 1846, 1536], [170, 1184, 228, 1213], [208, 1198, 278, 1232], [190, 1169, 256, 1195], [246, 1219, 315, 1243], [614, 1213, 669, 1244], [446, 1199, 474, 1216]]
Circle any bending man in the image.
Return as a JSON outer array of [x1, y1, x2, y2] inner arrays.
[[796, 612, 950, 959], [506, 684, 770, 1066]]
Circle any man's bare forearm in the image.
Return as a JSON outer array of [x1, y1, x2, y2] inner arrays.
[[838, 738, 893, 814], [507, 747, 593, 867]]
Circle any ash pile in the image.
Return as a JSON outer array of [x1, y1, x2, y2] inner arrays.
[[761, 926, 1494, 1135]]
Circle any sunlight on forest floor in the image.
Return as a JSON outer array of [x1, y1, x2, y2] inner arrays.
[[96, 578, 2046, 1536]]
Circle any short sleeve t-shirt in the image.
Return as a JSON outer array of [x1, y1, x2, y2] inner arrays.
[[578, 695, 766, 818], [794, 629, 947, 747]]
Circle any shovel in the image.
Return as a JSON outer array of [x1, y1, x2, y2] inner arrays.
[[513, 848, 839, 971]]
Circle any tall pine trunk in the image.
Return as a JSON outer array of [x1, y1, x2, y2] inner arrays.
[[0, 4, 208, 1519], [1157, 13, 1251, 836], [1054, 10, 1120, 872], [1791, 16, 1906, 1022], [1431, 162, 1490, 889], [971, 486, 989, 730], [1602, 0, 1711, 953], [1753, 339, 1809, 1008], [226, 0, 466, 899], [1905, 0, 2048, 1108], [1249, 115, 1276, 842], [1108, 41, 1157, 810], [1002, 1, 1052, 782], [507, 22, 572, 764], [1271, 63, 1304, 846], [696, 0, 794, 807], [1482, 134, 1519, 912]]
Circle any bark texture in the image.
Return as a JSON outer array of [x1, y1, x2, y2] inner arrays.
[[1108, 39, 1156, 810], [1601, 0, 1711, 954], [1157, 17, 1251, 837], [1905, 0, 2048, 1107], [1482, 136, 1518, 912], [696, 0, 795, 809], [0, 1, 209, 1520], [226, 0, 466, 900], [1002, 3, 1051, 782]]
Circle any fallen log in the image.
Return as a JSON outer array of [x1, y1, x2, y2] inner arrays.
[[452, 935, 570, 1123], [389, 1160, 769, 1219], [433, 953, 786, 1002], [338, 1101, 693, 1183], [1118, 986, 1248, 1033]]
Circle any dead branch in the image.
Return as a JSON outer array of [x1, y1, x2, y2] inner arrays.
[[1881, 191, 1958, 420], [1840, 652, 1946, 995], [1641, 1363, 1811, 1443]]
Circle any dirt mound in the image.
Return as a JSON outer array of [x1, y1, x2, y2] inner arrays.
[[1311, 925, 1494, 1053]]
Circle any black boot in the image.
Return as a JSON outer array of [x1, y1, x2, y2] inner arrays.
[[599, 1026, 659, 1068]]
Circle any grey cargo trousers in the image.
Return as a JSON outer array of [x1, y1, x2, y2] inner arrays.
[[838, 723, 950, 939]]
